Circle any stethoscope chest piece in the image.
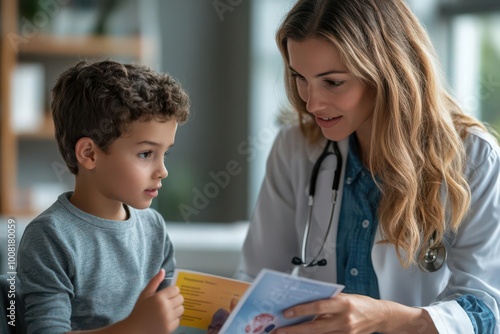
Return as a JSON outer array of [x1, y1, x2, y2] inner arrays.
[[418, 241, 447, 273]]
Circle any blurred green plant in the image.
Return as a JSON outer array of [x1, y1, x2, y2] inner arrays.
[[19, 0, 121, 36], [479, 16, 500, 140], [19, 0, 40, 20]]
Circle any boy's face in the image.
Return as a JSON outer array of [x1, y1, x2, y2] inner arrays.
[[93, 119, 178, 210]]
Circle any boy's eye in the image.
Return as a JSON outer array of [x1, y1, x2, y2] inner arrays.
[[163, 152, 170, 161], [138, 151, 153, 159]]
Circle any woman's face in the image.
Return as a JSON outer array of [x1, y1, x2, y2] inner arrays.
[[287, 37, 376, 150]]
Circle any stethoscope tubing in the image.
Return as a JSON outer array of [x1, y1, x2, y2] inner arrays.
[[298, 140, 342, 268], [294, 139, 446, 272]]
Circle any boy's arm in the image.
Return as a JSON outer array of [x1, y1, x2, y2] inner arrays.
[[18, 223, 75, 333], [70, 270, 184, 334], [19, 224, 183, 334]]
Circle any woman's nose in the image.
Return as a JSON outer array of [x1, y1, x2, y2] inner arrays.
[[305, 85, 326, 113]]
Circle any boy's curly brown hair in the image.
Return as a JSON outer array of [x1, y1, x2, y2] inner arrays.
[[52, 59, 190, 175]]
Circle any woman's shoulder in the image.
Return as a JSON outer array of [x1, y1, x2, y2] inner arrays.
[[275, 123, 306, 144], [274, 124, 320, 159], [464, 128, 500, 169]]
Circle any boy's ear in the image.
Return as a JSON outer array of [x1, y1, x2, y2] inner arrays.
[[75, 137, 98, 170]]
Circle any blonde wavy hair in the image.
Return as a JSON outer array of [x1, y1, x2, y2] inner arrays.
[[277, 0, 490, 268]]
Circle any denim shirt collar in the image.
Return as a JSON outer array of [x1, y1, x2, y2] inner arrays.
[[347, 134, 367, 184]]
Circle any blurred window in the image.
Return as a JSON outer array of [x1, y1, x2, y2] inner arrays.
[[443, 2, 500, 137], [247, 0, 294, 212]]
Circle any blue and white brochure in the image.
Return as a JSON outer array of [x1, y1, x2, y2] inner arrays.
[[219, 269, 344, 333]]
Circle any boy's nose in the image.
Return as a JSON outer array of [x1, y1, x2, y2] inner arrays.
[[157, 163, 168, 179]]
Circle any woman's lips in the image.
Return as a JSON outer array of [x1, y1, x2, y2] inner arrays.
[[315, 115, 342, 128]]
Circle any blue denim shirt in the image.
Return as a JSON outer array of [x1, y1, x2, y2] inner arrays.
[[336, 135, 380, 298], [336, 135, 494, 333]]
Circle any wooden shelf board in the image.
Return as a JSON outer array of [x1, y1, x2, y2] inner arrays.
[[18, 34, 148, 58], [16, 130, 55, 140], [4, 207, 39, 218], [15, 114, 55, 140]]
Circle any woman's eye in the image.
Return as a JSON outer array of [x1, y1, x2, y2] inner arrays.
[[163, 152, 170, 161], [325, 80, 343, 87], [291, 73, 305, 81], [294, 76, 308, 88], [139, 151, 153, 159]]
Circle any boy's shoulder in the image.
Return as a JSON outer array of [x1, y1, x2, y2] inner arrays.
[[134, 206, 164, 223], [133, 207, 170, 235], [19, 193, 76, 250], [26, 192, 74, 229], [21, 195, 170, 252], [24, 192, 168, 236]]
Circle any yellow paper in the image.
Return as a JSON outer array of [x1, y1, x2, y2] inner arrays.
[[173, 269, 250, 333]]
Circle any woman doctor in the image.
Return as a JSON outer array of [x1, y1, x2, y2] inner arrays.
[[236, 0, 500, 333]]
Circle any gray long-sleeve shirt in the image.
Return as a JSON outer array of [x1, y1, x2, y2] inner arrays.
[[17, 192, 175, 333]]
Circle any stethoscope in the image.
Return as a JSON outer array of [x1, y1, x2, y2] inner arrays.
[[419, 231, 447, 272], [292, 140, 342, 272], [291, 139, 447, 275]]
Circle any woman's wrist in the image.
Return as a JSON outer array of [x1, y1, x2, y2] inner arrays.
[[379, 300, 438, 334]]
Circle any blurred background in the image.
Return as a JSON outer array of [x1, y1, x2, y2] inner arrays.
[[1, 0, 499, 277]]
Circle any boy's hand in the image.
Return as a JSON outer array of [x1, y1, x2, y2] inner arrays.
[[125, 269, 184, 334]]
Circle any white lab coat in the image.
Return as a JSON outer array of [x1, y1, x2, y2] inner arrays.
[[237, 125, 500, 333]]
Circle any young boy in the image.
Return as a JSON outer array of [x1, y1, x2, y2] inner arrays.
[[17, 59, 190, 334]]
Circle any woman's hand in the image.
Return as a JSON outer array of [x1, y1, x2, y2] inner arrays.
[[272, 293, 437, 334]]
